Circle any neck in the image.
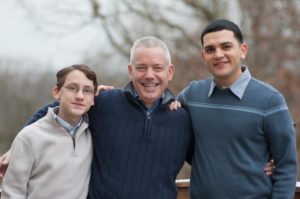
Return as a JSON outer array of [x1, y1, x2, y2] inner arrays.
[[214, 68, 242, 87], [143, 102, 155, 109], [57, 112, 82, 126]]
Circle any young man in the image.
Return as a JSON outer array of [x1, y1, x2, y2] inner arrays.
[[178, 19, 297, 198], [1, 64, 98, 199]]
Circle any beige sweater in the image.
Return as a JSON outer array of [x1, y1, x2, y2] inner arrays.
[[2, 108, 93, 199]]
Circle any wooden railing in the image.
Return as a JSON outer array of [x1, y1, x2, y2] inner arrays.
[[176, 180, 300, 199], [1, 181, 300, 198]]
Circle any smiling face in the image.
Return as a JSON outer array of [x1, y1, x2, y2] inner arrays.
[[202, 30, 248, 87], [128, 46, 174, 108], [52, 70, 95, 125]]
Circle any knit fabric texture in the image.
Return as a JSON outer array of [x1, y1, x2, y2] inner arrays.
[[179, 76, 297, 199], [87, 82, 193, 199]]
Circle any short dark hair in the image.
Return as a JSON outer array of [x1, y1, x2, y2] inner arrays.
[[56, 64, 98, 93], [201, 19, 244, 45]]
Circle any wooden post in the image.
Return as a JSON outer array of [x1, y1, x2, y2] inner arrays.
[[176, 180, 300, 199], [176, 179, 190, 199], [295, 182, 300, 199]]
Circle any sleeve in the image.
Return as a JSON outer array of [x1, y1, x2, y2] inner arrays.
[[264, 93, 297, 199], [25, 101, 59, 126], [178, 84, 193, 165], [185, 136, 194, 165], [177, 84, 190, 105], [1, 135, 35, 199]]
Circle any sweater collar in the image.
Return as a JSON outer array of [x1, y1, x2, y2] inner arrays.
[[47, 106, 89, 136], [208, 65, 251, 99]]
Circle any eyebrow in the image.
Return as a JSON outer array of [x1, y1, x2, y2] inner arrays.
[[65, 82, 94, 88], [221, 41, 233, 46], [204, 41, 233, 48]]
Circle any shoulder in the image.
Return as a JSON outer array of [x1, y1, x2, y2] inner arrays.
[[188, 79, 210, 88], [250, 78, 280, 95], [18, 113, 55, 139], [90, 88, 126, 117], [179, 78, 211, 102], [164, 106, 191, 123], [248, 78, 286, 106], [14, 124, 40, 146], [157, 107, 192, 131], [94, 88, 124, 103], [185, 79, 211, 93]]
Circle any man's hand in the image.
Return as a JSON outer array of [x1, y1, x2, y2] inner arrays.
[[0, 149, 11, 184], [96, 85, 114, 95], [264, 160, 275, 176], [169, 100, 182, 111]]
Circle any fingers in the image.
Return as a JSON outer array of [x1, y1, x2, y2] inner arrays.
[[265, 171, 272, 176], [174, 101, 182, 110], [0, 154, 9, 185], [0, 173, 3, 184], [264, 160, 275, 176], [98, 85, 114, 91], [0, 150, 11, 169], [96, 85, 114, 95], [169, 100, 182, 111], [169, 102, 176, 111]]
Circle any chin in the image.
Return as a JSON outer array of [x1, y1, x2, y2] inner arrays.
[[71, 110, 86, 117]]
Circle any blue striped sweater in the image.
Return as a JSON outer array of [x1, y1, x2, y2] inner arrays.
[[179, 75, 297, 199]]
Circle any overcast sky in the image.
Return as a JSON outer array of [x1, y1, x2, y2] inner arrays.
[[0, 0, 108, 72], [0, 0, 241, 74]]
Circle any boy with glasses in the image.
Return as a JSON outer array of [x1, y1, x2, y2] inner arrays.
[[1, 64, 98, 199]]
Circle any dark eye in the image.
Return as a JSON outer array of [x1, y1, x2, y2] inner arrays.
[[83, 88, 94, 95], [204, 47, 214, 54], [223, 44, 232, 50], [70, 87, 77, 90], [67, 86, 78, 91], [154, 66, 164, 71], [136, 66, 146, 72]]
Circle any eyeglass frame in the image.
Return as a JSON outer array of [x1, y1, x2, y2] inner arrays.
[[62, 84, 95, 96]]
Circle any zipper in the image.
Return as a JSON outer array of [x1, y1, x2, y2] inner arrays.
[[72, 135, 79, 156], [72, 136, 76, 149], [146, 111, 151, 120], [144, 111, 152, 136], [125, 91, 174, 137]]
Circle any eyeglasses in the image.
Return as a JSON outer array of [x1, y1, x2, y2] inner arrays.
[[63, 85, 95, 96]]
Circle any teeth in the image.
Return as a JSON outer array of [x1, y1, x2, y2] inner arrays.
[[143, 83, 157, 87]]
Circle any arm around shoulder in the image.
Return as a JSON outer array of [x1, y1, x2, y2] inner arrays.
[[0, 149, 11, 185]]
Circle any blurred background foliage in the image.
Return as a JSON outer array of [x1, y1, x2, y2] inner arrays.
[[1, 0, 300, 179]]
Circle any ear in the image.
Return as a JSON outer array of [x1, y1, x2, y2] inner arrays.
[[128, 64, 133, 80], [168, 64, 175, 81], [240, 43, 249, 60], [201, 50, 206, 65], [52, 86, 60, 100]]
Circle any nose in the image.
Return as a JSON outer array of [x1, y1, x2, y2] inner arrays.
[[214, 48, 224, 59], [145, 68, 155, 79], [75, 89, 84, 99]]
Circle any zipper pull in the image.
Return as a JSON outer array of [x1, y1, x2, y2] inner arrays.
[[72, 137, 76, 149], [146, 111, 151, 120]]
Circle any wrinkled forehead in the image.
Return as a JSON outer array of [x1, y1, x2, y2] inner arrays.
[[133, 47, 168, 66]]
